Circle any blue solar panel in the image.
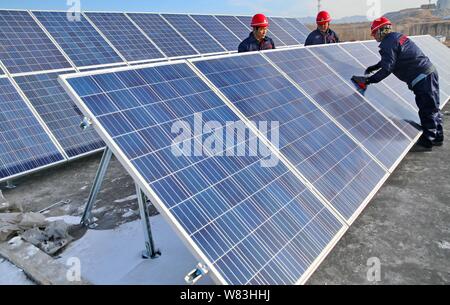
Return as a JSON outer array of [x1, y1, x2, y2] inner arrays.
[[14, 72, 104, 158], [265, 48, 413, 171], [62, 62, 344, 285], [190, 15, 241, 51], [215, 15, 250, 42], [194, 53, 388, 221], [410, 36, 450, 105], [361, 40, 417, 109], [162, 14, 226, 54], [313, 44, 421, 140], [127, 13, 198, 58], [271, 17, 307, 44], [0, 67, 4, 75], [32, 11, 123, 67], [0, 78, 65, 181], [0, 10, 71, 74], [288, 18, 312, 39], [235, 16, 285, 47], [267, 17, 301, 46], [85, 12, 165, 62]]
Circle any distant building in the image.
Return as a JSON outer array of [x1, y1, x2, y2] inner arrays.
[[421, 3, 437, 9], [438, 0, 450, 9]]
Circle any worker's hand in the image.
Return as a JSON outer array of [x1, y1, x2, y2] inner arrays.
[[364, 65, 380, 75], [351, 75, 369, 91]]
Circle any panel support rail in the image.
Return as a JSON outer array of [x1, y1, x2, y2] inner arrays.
[[81, 146, 161, 259]]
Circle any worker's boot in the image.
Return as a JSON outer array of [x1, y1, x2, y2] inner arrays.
[[411, 135, 433, 152], [432, 133, 444, 146]]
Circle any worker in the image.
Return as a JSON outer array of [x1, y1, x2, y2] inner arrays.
[[351, 17, 444, 151], [305, 11, 340, 46], [238, 13, 275, 52]]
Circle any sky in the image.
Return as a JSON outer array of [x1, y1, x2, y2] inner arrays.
[[0, 0, 431, 19]]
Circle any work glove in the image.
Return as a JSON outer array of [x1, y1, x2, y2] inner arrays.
[[351, 76, 369, 95], [364, 65, 380, 75]]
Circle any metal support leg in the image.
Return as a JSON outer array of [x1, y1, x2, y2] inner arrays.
[[136, 184, 161, 259], [5, 180, 16, 189], [81, 147, 112, 227]]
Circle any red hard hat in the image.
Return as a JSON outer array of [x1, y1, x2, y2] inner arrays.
[[251, 13, 269, 27], [371, 17, 392, 35], [316, 11, 332, 25]]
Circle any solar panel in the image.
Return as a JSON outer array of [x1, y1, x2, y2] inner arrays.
[[271, 17, 307, 44], [0, 67, 4, 76], [85, 12, 165, 62], [190, 14, 241, 51], [265, 48, 413, 171], [410, 36, 450, 105], [312, 44, 421, 140], [161, 14, 226, 54], [32, 11, 123, 68], [14, 72, 104, 158], [214, 15, 250, 42], [0, 10, 71, 74], [235, 16, 285, 47], [288, 18, 312, 39], [193, 53, 388, 222], [0, 77, 65, 181], [267, 17, 301, 46], [126, 13, 198, 58], [361, 40, 417, 108], [61, 62, 345, 285]]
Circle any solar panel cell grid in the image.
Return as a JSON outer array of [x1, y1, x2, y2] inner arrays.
[[313, 44, 420, 139], [85, 12, 165, 62], [265, 48, 412, 171], [271, 17, 306, 44], [64, 62, 344, 284], [14, 72, 104, 158], [190, 15, 241, 51], [266, 17, 300, 46], [0, 78, 64, 180], [32, 11, 123, 67], [0, 10, 71, 74], [288, 18, 313, 38], [162, 14, 226, 54], [193, 54, 387, 221], [214, 15, 250, 42], [127, 13, 198, 58]]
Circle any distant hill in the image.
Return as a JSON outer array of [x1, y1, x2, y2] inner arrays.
[[329, 6, 450, 47], [298, 15, 368, 25], [334, 15, 369, 24]]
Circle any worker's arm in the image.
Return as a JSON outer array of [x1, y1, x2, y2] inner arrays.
[[367, 67, 391, 84], [365, 61, 382, 75], [367, 44, 397, 84]]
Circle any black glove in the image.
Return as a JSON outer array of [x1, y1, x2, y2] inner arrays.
[[351, 76, 369, 91], [364, 65, 380, 75]]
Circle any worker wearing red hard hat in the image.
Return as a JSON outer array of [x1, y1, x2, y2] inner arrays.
[[238, 13, 275, 52], [305, 11, 340, 46], [352, 17, 443, 151]]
